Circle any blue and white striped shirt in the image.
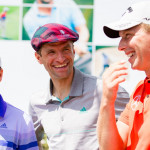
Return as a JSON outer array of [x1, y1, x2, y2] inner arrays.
[[0, 94, 39, 150]]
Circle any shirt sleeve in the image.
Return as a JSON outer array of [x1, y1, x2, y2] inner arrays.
[[29, 101, 44, 142], [118, 80, 144, 125], [18, 113, 39, 149], [115, 85, 130, 120]]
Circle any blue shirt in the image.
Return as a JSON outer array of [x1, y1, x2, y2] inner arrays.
[[23, 0, 86, 39], [0, 94, 39, 150], [0, 95, 6, 118]]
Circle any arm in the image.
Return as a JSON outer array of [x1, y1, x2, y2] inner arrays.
[[97, 61, 129, 150], [18, 113, 39, 149], [29, 101, 45, 149], [38, 141, 43, 150]]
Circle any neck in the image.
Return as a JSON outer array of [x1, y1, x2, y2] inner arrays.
[[145, 70, 150, 78], [52, 72, 74, 101], [37, 0, 53, 15]]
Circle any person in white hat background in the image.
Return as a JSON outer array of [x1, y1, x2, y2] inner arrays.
[[97, 1, 150, 150], [0, 58, 39, 149]]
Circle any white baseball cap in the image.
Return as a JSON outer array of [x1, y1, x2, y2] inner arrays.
[[104, 1, 150, 38]]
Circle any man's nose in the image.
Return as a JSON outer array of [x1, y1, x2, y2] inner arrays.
[[57, 53, 65, 63], [118, 39, 126, 52]]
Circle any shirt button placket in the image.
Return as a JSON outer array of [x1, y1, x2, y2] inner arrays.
[[59, 103, 64, 122]]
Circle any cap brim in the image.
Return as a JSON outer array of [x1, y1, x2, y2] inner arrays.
[[32, 35, 78, 51], [103, 20, 141, 38]]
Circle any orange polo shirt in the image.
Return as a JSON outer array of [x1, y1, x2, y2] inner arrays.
[[119, 77, 150, 150]]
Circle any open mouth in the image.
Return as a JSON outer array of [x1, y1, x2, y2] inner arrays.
[[127, 52, 135, 58], [54, 64, 67, 68]]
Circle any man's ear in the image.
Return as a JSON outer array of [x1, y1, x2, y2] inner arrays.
[[35, 52, 43, 64], [73, 48, 75, 55], [72, 44, 75, 56], [0, 68, 3, 82]]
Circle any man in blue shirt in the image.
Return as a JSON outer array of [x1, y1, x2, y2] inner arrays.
[[23, 0, 89, 58], [0, 57, 39, 150]]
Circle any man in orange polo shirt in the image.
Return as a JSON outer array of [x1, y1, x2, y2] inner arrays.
[[97, 1, 150, 150]]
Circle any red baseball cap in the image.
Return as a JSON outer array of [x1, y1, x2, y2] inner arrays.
[[31, 23, 79, 51]]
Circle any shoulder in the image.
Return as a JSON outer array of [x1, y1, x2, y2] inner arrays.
[[79, 68, 102, 83], [133, 79, 144, 93], [79, 70, 103, 91], [7, 103, 28, 118], [116, 85, 130, 104], [130, 79, 144, 99], [6, 103, 34, 129], [30, 87, 49, 106], [2, 103, 38, 149], [24, 2, 37, 16], [84, 73, 102, 85]]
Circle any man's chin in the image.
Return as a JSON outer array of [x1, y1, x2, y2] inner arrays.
[[52, 74, 70, 80]]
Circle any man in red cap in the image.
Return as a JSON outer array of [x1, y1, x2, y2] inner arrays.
[[29, 23, 129, 150]]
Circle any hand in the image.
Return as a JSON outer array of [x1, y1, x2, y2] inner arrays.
[[102, 60, 128, 104]]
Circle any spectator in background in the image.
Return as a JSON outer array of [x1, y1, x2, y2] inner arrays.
[[29, 23, 129, 150], [0, 7, 9, 37], [23, 0, 89, 58], [0, 57, 38, 149]]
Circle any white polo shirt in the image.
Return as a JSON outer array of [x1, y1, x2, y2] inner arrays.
[[0, 94, 39, 150], [29, 67, 129, 150]]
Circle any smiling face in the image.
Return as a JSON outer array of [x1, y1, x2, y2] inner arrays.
[[35, 41, 75, 81], [118, 24, 150, 77]]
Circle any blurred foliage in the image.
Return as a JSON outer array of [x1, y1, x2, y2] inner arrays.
[[0, 6, 19, 40], [22, 7, 30, 40], [74, 0, 93, 5], [96, 46, 115, 51], [81, 8, 93, 42], [23, 0, 35, 3], [42, 134, 49, 150]]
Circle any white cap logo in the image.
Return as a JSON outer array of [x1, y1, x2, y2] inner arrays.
[[122, 7, 133, 16], [60, 30, 65, 35], [131, 95, 141, 111]]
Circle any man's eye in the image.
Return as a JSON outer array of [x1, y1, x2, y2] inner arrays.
[[125, 34, 131, 39], [48, 51, 55, 54], [64, 49, 71, 52]]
